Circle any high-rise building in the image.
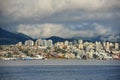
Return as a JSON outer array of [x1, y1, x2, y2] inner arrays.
[[68, 42, 73, 46], [78, 44, 83, 49], [35, 39, 43, 46], [16, 42, 22, 46], [88, 49, 94, 58], [103, 42, 106, 48], [78, 39, 83, 44], [43, 40, 47, 47], [115, 43, 119, 50], [95, 41, 100, 51], [25, 40, 34, 46], [106, 42, 110, 51], [64, 40, 69, 46], [73, 40, 78, 45], [47, 40, 53, 47]]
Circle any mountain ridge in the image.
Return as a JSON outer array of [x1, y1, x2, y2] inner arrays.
[[0, 28, 33, 45], [0, 28, 119, 45]]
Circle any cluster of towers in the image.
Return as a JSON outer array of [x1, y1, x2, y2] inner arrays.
[[24, 39, 53, 47]]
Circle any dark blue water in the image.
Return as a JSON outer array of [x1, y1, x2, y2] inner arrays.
[[0, 65, 120, 80]]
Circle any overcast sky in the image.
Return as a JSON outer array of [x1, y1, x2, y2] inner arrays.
[[0, 0, 120, 39]]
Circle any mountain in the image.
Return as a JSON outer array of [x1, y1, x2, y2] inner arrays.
[[45, 35, 120, 44], [100, 34, 120, 43], [0, 28, 33, 45], [45, 36, 103, 44], [46, 36, 73, 44], [72, 35, 102, 42], [1, 27, 119, 45]]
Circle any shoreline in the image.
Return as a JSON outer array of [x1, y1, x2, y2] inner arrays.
[[0, 59, 120, 66]]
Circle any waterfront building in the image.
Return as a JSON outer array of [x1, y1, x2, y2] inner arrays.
[[76, 54, 81, 59], [88, 49, 94, 59], [65, 52, 75, 59]]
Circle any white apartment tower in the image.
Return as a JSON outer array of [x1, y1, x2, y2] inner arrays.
[[47, 40, 53, 47], [115, 43, 119, 50], [43, 40, 47, 47], [64, 40, 69, 46], [106, 42, 110, 51], [78, 39, 83, 44], [25, 40, 34, 46], [35, 39, 43, 46]]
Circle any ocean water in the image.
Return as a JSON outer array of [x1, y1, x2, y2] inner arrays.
[[0, 65, 120, 80]]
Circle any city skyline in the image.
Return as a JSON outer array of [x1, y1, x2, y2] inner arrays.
[[1, 37, 120, 60], [0, 0, 120, 40]]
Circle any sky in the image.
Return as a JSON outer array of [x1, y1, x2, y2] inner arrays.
[[0, 0, 120, 40]]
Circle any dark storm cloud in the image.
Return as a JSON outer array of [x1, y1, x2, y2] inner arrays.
[[0, 0, 120, 38]]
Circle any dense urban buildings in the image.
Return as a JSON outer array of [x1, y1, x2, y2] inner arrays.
[[0, 39, 120, 60]]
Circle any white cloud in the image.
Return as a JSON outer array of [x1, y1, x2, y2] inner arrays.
[[92, 23, 112, 35], [15, 23, 113, 38], [0, 22, 115, 38], [17, 23, 66, 38]]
